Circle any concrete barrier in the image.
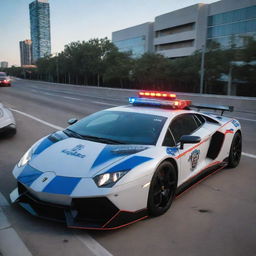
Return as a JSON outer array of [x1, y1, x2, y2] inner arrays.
[[20, 79, 256, 114], [81, 86, 256, 114]]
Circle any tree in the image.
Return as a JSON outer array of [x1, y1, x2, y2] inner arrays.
[[133, 53, 171, 90], [103, 49, 133, 88]]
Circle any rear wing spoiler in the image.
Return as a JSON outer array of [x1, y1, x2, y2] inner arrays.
[[190, 104, 234, 116]]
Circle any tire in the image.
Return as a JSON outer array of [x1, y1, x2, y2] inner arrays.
[[228, 131, 242, 168], [147, 161, 177, 217]]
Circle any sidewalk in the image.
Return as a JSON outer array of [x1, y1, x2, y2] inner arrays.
[[0, 193, 32, 256]]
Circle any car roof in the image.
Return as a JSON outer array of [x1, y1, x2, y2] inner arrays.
[[105, 105, 194, 118]]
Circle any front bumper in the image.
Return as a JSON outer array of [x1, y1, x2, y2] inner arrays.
[[0, 81, 11, 86], [0, 123, 16, 134], [11, 182, 148, 230]]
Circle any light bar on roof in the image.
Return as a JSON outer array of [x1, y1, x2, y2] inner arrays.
[[138, 91, 176, 99], [129, 97, 191, 109]]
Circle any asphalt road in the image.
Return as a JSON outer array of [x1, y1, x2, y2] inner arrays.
[[0, 79, 256, 256]]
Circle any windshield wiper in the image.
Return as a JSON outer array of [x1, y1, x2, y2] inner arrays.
[[82, 135, 126, 144], [63, 129, 84, 139]]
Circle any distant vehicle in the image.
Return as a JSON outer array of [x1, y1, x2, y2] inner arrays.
[[0, 72, 11, 87], [0, 103, 16, 135], [10, 91, 241, 230]]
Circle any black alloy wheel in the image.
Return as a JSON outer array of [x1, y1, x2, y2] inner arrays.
[[147, 161, 177, 217], [228, 132, 242, 168]]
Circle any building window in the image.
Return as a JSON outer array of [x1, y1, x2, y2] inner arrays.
[[155, 23, 195, 38], [156, 40, 194, 51], [208, 6, 256, 26], [113, 36, 146, 57], [207, 6, 256, 48]]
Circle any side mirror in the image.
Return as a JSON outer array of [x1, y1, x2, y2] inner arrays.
[[67, 118, 78, 125], [180, 135, 201, 150]]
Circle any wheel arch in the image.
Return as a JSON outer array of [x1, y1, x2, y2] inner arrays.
[[162, 157, 178, 182], [236, 129, 242, 135]]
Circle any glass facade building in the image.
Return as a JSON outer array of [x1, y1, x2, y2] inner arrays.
[[19, 40, 32, 66], [207, 6, 256, 48], [114, 36, 146, 58], [29, 0, 51, 63]]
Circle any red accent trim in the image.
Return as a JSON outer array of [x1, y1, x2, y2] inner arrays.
[[218, 119, 233, 131], [102, 210, 121, 228], [67, 160, 227, 230], [175, 161, 225, 199], [224, 130, 234, 134], [175, 138, 209, 159], [186, 161, 221, 182], [68, 216, 148, 231], [175, 119, 235, 160], [68, 208, 148, 230]]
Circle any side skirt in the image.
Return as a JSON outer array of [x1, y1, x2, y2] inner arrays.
[[175, 159, 228, 197]]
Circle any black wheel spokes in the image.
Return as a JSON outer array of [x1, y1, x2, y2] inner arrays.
[[153, 169, 176, 209], [233, 136, 242, 162]]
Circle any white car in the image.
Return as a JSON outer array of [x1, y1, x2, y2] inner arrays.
[[10, 91, 241, 230], [0, 103, 16, 135]]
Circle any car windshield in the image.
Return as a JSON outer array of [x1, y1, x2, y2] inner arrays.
[[0, 73, 7, 77], [66, 110, 167, 145]]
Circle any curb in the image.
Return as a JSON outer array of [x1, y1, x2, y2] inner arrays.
[[0, 195, 32, 256]]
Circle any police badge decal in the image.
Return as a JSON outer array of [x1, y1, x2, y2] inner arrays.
[[188, 149, 200, 171]]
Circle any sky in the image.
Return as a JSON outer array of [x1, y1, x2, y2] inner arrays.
[[0, 0, 218, 66]]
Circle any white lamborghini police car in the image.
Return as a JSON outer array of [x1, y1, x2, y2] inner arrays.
[[10, 91, 242, 230], [0, 103, 16, 135]]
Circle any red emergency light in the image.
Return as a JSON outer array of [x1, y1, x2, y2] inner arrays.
[[130, 90, 191, 109], [138, 91, 176, 100]]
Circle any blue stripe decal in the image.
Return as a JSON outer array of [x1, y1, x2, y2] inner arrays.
[[34, 138, 54, 155], [43, 176, 81, 195], [106, 156, 152, 173], [17, 165, 42, 187], [91, 145, 130, 169]]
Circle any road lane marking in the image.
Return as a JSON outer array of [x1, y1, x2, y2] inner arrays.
[[75, 233, 113, 256], [242, 152, 256, 159], [10, 108, 64, 130], [62, 96, 81, 101], [93, 101, 118, 106], [31, 89, 82, 101], [23, 85, 125, 103]]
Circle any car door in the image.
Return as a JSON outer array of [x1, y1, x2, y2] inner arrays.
[[163, 113, 211, 186]]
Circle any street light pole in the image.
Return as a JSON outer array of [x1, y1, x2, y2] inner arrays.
[[200, 44, 206, 94], [227, 63, 232, 96]]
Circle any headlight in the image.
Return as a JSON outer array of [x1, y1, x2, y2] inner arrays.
[[94, 171, 128, 187], [17, 147, 34, 167], [17, 137, 46, 168]]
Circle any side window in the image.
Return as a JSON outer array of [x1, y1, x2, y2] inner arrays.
[[163, 128, 176, 147], [194, 114, 205, 127], [170, 114, 200, 143]]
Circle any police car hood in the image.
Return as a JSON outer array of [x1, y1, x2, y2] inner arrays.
[[29, 137, 149, 178]]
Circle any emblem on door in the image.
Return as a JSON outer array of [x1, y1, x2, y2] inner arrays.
[[188, 149, 200, 171]]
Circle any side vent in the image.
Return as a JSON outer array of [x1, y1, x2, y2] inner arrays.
[[207, 131, 225, 159]]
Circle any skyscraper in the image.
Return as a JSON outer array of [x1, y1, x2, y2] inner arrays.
[[19, 40, 32, 66], [0, 62, 8, 68], [29, 0, 51, 63]]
